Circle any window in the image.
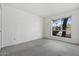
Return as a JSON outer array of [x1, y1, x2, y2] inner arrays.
[[52, 16, 71, 38]]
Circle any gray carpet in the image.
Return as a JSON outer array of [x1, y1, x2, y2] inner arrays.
[[1, 39, 79, 56]]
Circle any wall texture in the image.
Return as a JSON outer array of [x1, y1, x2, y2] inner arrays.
[[2, 5, 43, 47], [44, 8, 79, 44]]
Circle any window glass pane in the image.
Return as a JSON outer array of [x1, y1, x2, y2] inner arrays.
[[52, 16, 71, 38]]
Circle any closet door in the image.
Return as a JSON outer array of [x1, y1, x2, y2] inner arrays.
[[0, 7, 1, 50]]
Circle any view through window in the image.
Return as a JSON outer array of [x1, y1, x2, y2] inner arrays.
[[52, 16, 71, 38]]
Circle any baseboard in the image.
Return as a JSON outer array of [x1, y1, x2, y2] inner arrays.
[[44, 38, 79, 46], [1, 38, 43, 49]]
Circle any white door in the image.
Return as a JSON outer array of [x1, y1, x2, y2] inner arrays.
[[0, 7, 1, 50]]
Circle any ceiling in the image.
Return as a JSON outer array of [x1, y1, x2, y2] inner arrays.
[[4, 3, 79, 17]]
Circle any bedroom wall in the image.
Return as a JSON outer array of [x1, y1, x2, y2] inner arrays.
[[2, 4, 43, 47], [44, 8, 79, 44]]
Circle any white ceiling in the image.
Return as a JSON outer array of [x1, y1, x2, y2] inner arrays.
[[4, 3, 79, 17]]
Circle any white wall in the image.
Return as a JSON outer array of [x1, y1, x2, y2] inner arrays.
[[2, 4, 43, 47], [44, 8, 79, 44]]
